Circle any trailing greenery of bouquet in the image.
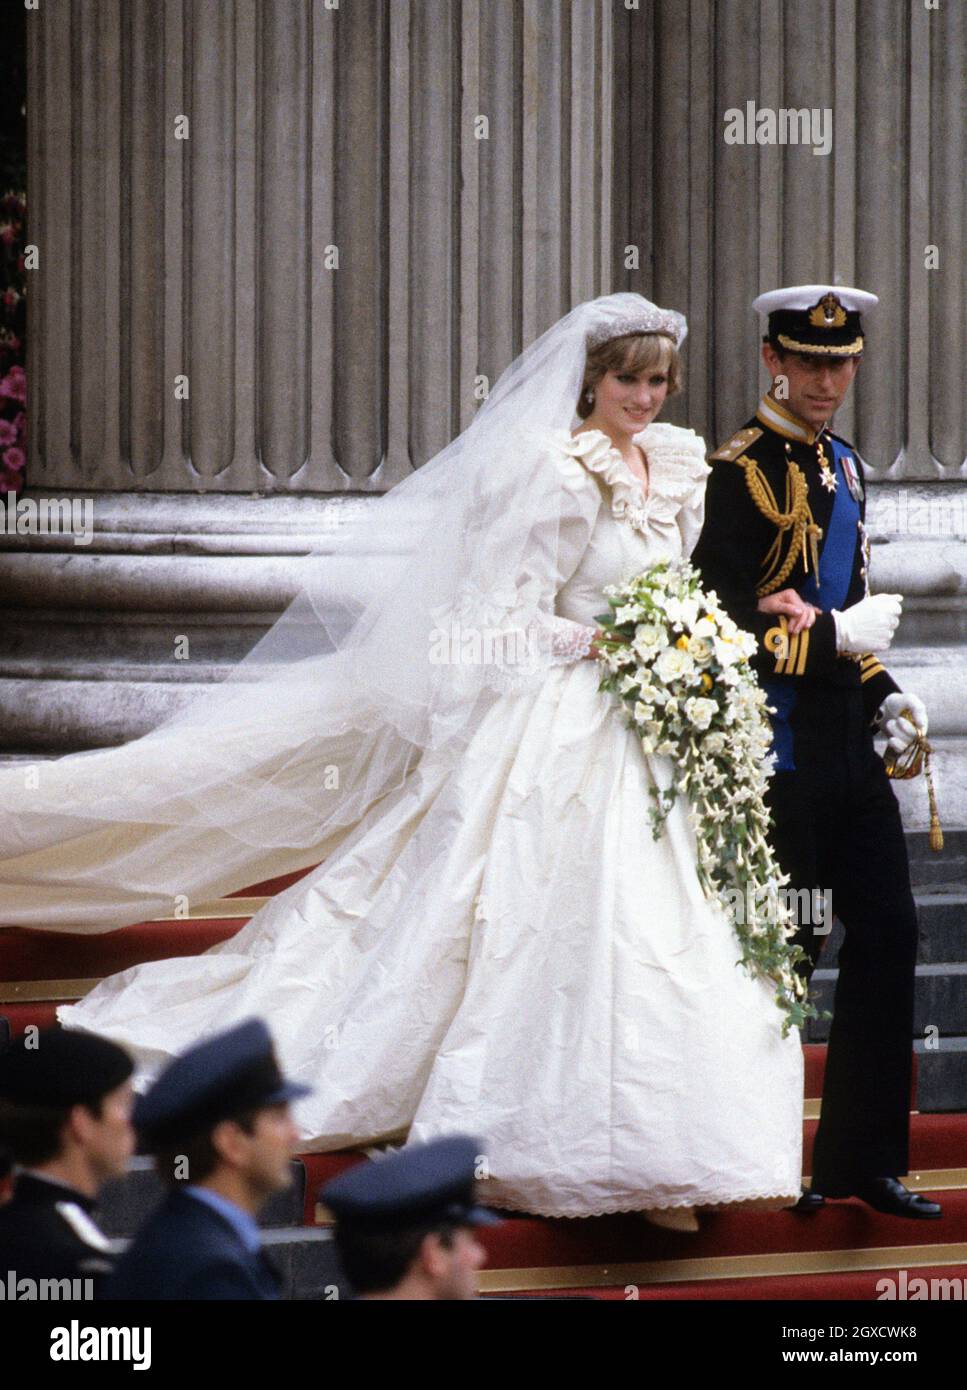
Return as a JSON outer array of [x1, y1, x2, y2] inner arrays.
[[593, 559, 815, 1034]]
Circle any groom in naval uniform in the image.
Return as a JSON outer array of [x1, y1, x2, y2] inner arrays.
[[692, 285, 940, 1220]]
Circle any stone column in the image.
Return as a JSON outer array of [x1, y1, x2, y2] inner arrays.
[[5, 0, 614, 751], [25, 0, 614, 497], [612, 0, 967, 477]]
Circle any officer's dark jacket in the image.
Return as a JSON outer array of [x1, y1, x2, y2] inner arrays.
[[101, 1188, 281, 1301], [0, 1172, 115, 1289], [692, 396, 900, 725]]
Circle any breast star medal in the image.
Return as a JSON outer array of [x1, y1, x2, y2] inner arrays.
[[816, 438, 837, 492]]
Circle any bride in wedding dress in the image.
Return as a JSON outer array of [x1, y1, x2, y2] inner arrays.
[[0, 294, 803, 1220]]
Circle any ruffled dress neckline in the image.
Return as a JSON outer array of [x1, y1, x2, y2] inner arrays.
[[555, 424, 711, 537]]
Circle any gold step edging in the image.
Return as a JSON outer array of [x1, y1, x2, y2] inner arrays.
[[476, 1241, 967, 1293], [0, 978, 101, 1003]]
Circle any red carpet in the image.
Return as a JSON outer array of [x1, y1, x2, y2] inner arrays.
[[2, 868, 964, 1300], [0, 919, 244, 981]]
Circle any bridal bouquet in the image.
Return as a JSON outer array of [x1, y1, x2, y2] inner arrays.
[[593, 560, 814, 1033]]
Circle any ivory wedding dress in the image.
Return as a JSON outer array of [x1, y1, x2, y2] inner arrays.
[[57, 422, 804, 1218]]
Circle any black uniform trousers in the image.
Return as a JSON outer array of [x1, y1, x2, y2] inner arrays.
[[764, 685, 919, 1191]]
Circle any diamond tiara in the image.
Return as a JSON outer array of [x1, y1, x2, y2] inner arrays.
[[585, 306, 687, 351]]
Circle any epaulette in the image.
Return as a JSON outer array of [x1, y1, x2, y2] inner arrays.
[[709, 427, 763, 462]]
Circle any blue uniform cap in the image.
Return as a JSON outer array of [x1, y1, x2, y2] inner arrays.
[[321, 1135, 502, 1231], [133, 1017, 311, 1151]]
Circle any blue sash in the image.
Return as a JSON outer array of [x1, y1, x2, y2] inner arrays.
[[798, 436, 860, 611], [763, 436, 860, 771]]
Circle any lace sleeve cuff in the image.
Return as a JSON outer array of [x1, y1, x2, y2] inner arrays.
[[545, 617, 598, 664]]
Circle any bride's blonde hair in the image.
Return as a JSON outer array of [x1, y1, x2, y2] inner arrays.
[[577, 331, 682, 418]]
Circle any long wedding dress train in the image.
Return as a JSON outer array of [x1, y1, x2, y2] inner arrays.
[[50, 424, 803, 1218]]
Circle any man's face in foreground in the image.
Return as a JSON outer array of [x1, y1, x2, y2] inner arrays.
[[762, 343, 861, 432]]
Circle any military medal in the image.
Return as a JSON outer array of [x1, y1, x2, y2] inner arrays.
[[815, 437, 837, 492], [841, 452, 864, 502]]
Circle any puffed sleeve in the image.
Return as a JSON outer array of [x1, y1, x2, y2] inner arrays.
[[430, 425, 604, 689], [638, 423, 711, 558], [519, 428, 604, 665]]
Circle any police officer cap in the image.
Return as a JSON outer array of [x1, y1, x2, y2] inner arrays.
[[753, 284, 878, 358], [321, 1135, 502, 1232], [0, 1028, 133, 1108], [134, 1017, 311, 1151]]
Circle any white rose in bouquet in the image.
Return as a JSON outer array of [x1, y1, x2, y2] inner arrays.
[[632, 622, 665, 658], [684, 696, 718, 732], [654, 647, 694, 683], [687, 635, 714, 666]]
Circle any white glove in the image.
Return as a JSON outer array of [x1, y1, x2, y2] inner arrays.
[[877, 692, 929, 755], [831, 593, 903, 655]]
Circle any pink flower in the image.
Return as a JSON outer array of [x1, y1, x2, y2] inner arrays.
[[0, 367, 26, 403], [0, 419, 17, 446], [3, 446, 26, 473], [0, 223, 16, 246]]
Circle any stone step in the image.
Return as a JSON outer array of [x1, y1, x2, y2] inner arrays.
[[0, 610, 270, 668], [260, 1225, 340, 1301], [808, 964, 967, 1042], [820, 892, 967, 968], [907, 825, 967, 863], [913, 1037, 967, 1113], [0, 677, 207, 751]]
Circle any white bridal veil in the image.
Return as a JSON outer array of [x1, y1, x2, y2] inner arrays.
[[0, 293, 686, 930]]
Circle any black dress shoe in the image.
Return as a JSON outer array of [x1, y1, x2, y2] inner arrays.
[[789, 1186, 825, 1213], [849, 1178, 942, 1220]]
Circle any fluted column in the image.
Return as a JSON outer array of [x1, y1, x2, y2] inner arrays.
[[26, 0, 615, 495], [613, 0, 967, 476]]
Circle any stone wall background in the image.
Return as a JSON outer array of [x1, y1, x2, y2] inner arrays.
[[3, 0, 965, 825]]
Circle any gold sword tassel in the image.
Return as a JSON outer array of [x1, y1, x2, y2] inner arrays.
[[883, 709, 944, 853]]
